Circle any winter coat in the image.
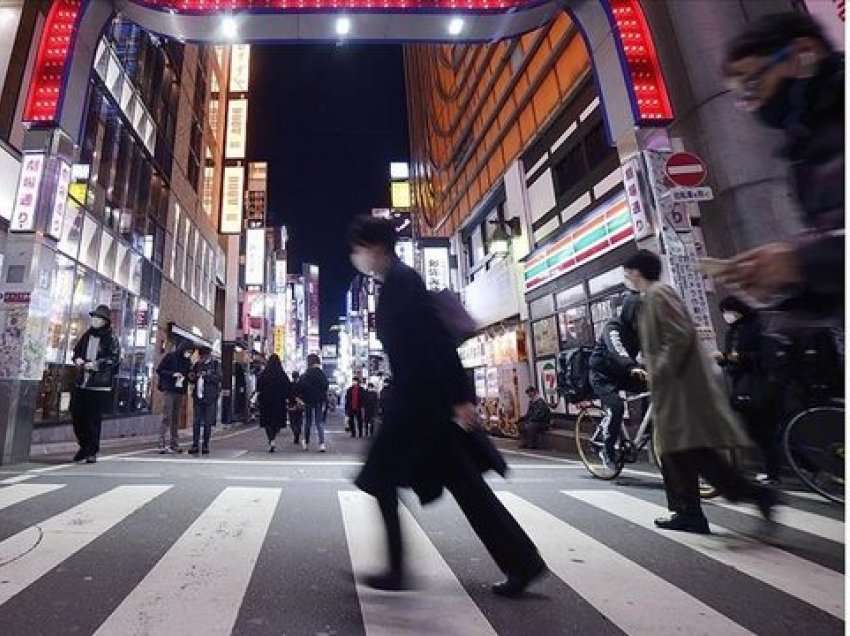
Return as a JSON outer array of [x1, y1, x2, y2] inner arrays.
[[156, 347, 193, 394], [345, 385, 365, 416], [379, 385, 393, 415], [72, 327, 120, 390], [525, 397, 551, 428], [638, 283, 750, 457], [721, 314, 772, 414], [256, 369, 292, 427], [355, 258, 506, 505], [297, 366, 328, 406], [364, 390, 378, 419], [589, 317, 641, 385], [192, 357, 222, 405]]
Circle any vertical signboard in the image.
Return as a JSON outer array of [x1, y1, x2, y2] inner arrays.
[[422, 246, 450, 291], [10, 153, 45, 232], [220, 165, 244, 234], [245, 227, 265, 286], [621, 154, 652, 241], [226, 98, 248, 160], [305, 264, 320, 339], [229, 45, 251, 92], [47, 160, 72, 239]]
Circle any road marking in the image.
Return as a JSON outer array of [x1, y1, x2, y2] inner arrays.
[[707, 500, 845, 543], [338, 490, 496, 636], [501, 449, 582, 464], [497, 492, 753, 636], [105, 457, 365, 467], [565, 490, 844, 619], [0, 483, 65, 510], [95, 486, 280, 636], [0, 475, 35, 485], [0, 485, 171, 606], [784, 490, 835, 504]]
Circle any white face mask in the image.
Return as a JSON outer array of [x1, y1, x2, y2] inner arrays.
[[91, 317, 106, 329], [184, 351, 193, 359], [723, 312, 740, 325]]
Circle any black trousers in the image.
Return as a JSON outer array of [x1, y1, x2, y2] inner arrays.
[[521, 420, 545, 449], [71, 388, 105, 457], [740, 408, 783, 479], [660, 448, 763, 518], [375, 445, 543, 579], [349, 411, 365, 437]]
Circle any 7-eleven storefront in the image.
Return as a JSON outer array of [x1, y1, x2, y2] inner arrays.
[[522, 191, 637, 416]]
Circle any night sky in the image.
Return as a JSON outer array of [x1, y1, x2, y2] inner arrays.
[[247, 44, 410, 341]]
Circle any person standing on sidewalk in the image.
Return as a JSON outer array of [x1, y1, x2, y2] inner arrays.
[[70, 304, 120, 464], [624, 250, 776, 534], [345, 377, 365, 438], [188, 346, 221, 456], [156, 342, 194, 454], [298, 354, 329, 452], [365, 382, 379, 437], [256, 354, 292, 453]]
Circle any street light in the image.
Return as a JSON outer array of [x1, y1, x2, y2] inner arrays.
[[448, 17, 465, 36], [221, 16, 238, 39], [336, 17, 351, 36], [488, 217, 522, 259]]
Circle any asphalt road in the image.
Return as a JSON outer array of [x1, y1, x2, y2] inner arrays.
[[0, 412, 843, 635]]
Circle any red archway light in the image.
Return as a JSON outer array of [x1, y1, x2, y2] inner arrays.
[[134, 0, 527, 10], [608, 0, 672, 124]]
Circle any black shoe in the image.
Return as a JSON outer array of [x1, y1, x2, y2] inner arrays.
[[85, 455, 97, 464], [73, 449, 87, 463], [364, 571, 407, 591], [492, 560, 547, 598], [755, 486, 779, 522], [202, 447, 210, 455], [654, 513, 710, 534], [188, 447, 200, 455]]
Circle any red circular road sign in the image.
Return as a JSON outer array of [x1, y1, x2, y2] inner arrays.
[[664, 152, 707, 187]]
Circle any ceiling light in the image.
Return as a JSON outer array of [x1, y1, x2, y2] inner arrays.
[[221, 16, 238, 39], [448, 17, 464, 36], [336, 17, 351, 36]]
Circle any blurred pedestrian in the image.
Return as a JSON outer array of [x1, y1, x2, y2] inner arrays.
[[348, 216, 546, 596], [520, 387, 551, 450], [720, 13, 844, 320], [70, 304, 120, 464], [346, 377, 366, 438], [256, 354, 292, 453], [365, 382, 379, 436], [625, 250, 776, 534], [156, 342, 194, 454], [298, 354, 329, 452], [288, 370, 304, 445], [716, 296, 782, 484], [188, 346, 221, 456], [379, 377, 393, 423]]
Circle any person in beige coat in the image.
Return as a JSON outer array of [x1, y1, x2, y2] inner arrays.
[[623, 250, 777, 534]]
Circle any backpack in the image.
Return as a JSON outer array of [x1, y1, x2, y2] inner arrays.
[[431, 289, 478, 347], [558, 347, 593, 404]]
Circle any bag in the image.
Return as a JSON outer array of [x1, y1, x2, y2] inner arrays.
[[558, 347, 593, 404], [431, 289, 478, 346]]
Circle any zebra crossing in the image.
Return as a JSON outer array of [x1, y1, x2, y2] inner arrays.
[[0, 480, 843, 635]]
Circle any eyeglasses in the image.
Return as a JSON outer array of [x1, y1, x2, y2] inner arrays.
[[726, 46, 790, 109]]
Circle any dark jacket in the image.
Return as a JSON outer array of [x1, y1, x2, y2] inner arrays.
[[355, 258, 505, 505], [192, 357, 222, 404], [256, 368, 292, 426], [297, 366, 328, 406], [721, 314, 771, 413], [782, 53, 844, 318], [364, 390, 378, 419], [589, 317, 641, 384], [525, 397, 551, 428], [72, 327, 120, 390], [157, 346, 192, 394], [345, 385, 365, 416], [379, 384, 393, 415]]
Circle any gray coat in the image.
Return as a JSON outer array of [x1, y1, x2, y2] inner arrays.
[[638, 283, 750, 457]]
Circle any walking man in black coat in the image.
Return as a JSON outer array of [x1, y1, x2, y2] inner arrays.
[[348, 216, 546, 597]]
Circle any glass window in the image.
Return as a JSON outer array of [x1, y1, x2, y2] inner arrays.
[[470, 226, 485, 266], [591, 296, 620, 342], [58, 197, 83, 260], [98, 230, 117, 280], [532, 316, 559, 357], [529, 294, 555, 319], [116, 242, 131, 289], [554, 143, 586, 197], [66, 267, 96, 365], [483, 207, 501, 255], [555, 284, 586, 309], [588, 267, 624, 296], [584, 121, 611, 168], [44, 256, 76, 365], [558, 305, 594, 349], [79, 213, 100, 270]]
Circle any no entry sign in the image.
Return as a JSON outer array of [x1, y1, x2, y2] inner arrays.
[[665, 152, 707, 187]]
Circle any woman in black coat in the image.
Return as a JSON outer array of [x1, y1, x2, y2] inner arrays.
[[348, 216, 545, 597], [256, 354, 291, 453]]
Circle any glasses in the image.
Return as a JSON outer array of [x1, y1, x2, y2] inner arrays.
[[727, 46, 790, 109]]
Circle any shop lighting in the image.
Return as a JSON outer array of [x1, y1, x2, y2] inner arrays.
[[336, 17, 351, 36], [221, 16, 238, 39], [448, 17, 464, 36], [489, 217, 522, 259]]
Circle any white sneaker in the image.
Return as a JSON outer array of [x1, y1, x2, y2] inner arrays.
[[319, 443, 327, 453], [301, 440, 307, 451]]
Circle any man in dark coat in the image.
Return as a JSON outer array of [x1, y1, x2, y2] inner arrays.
[[188, 346, 222, 455], [364, 382, 379, 436], [70, 304, 120, 463], [297, 354, 329, 451], [156, 342, 194, 453], [348, 216, 546, 597]]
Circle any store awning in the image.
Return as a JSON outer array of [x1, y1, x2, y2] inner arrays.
[[168, 323, 214, 350]]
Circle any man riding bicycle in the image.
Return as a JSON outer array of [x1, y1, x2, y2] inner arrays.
[[588, 292, 647, 467]]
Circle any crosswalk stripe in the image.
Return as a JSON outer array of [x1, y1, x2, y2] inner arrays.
[[94, 486, 280, 636], [784, 490, 835, 504], [338, 491, 496, 636], [496, 492, 754, 636], [565, 490, 844, 619], [0, 484, 171, 606], [0, 483, 65, 509], [707, 500, 844, 543]]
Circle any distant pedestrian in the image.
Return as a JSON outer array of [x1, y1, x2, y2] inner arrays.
[[156, 342, 194, 454], [70, 304, 120, 464], [520, 387, 551, 450], [348, 216, 546, 596], [256, 354, 292, 453], [365, 383, 379, 436], [346, 377, 366, 438], [624, 250, 776, 534], [379, 377, 393, 422], [288, 371, 305, 445], [188, 346, 221, 455], [297, 354, 329, 452]]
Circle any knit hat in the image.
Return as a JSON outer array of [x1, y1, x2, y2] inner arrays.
[[89, 305, 111, 322]]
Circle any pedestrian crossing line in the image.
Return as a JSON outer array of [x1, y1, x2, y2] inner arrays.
[[784, 490, 835, 504], [338, 491, 497, 636], [94, 486, 280, 636], [706, 499, 845, 543], [0, 484, 171, 607], [496, 492, 754, 636], [0, 483, 65, 510], [564, 491, 844, 620]]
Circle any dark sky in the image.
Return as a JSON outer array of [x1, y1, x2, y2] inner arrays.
[[247, 44, 410, 341]]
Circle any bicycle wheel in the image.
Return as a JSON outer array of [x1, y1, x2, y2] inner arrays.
[[783, 406, 845, 504], [647, 439, 730, 499], [575, 407, 622, 480]]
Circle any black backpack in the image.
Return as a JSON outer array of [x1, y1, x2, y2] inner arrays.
[[558, 347, 594, 404]]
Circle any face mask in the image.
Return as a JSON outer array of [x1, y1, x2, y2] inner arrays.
[[723, 312, 740, 325], [91, 317, 106, 329], [351, 251, 375, 277], [184, 351, 192, 359]]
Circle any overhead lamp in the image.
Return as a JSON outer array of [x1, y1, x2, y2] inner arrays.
[[336, 17, 352, 36], [489, 217, 522, 259], [448, 17, 464, 36], [221, 16, 238, 39]]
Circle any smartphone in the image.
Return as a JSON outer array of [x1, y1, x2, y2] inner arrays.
[[698, 257, 732, 277]]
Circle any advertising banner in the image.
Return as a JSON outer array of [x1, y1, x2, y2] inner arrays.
[[10, 153, 45, 232], [245, 227, 265, 286], [220, 166, 244, 234], [47, 160, 72, 240], [229, 45, 251, 92], [226, 98, 248, 160], [423, 246, 451, 291], [306, 265, 320, 337]]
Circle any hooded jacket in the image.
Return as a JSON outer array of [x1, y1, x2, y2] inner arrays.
[[156, 344, 193, 394]]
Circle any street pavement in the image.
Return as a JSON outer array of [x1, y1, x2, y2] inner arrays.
[[0, 411, 843, 635]]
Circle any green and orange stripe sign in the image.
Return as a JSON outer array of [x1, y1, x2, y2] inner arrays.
[[524, 192, 634, 293]]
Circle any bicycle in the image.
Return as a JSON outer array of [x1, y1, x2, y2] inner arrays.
[[575, 392, 723, 498]]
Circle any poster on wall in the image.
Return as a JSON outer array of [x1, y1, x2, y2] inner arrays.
[[532, 316, 559, 357], [220, 166, 244, 234], [536, 358, 564, 413]]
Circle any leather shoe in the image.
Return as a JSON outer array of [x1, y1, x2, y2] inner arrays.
[[756, 486, 779, 522], [654, 513, 710, 534], [363, 571, 407, 591], [492, 560, 547, 598]]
